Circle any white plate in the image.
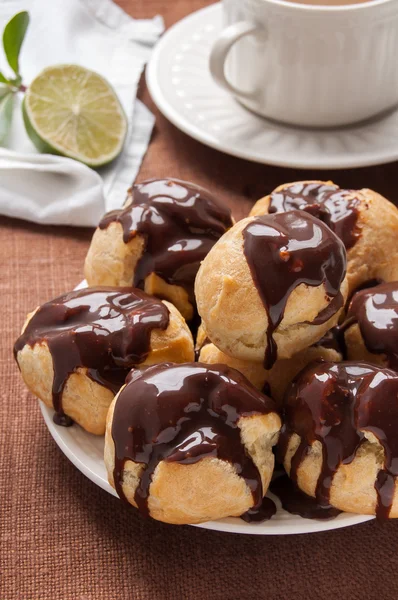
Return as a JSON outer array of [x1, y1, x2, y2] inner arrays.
[[146, 3, 398, 170], [39, 285, 374, 536]]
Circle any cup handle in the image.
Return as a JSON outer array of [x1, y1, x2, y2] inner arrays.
[[209, 21, 259, 98]]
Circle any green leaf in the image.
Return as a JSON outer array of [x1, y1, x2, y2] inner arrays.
[[0, 72, 10, 84], [3, 11, 29, 76], [10, 74, 22, 88], [0, 91, 14, 143]]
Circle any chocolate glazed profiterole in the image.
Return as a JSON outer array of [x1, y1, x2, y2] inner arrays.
[[105, 363, 281, 525], [266, 181, 362, 249], [195, 210, 348, 369], [242, 211, 346, 368], [250, 180, 398, 295], [342, 282, 398, 371], [84, 179, 233, 320], [14, 287, 194, 433], [279, 361, 398, 519]]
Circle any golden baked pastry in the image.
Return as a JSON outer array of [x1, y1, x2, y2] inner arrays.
[[199, 337, 342, 406], [250, 181, 398, 295], [14, 287, 194, 435], [84, 178, 233, 320], [343, 281, 398, 371], [279, 361, 398, 519], [195, 322, 209, 356], [195, 210, 348, 368], [105, 363, 281, 524], [199, 341, 268, 391]]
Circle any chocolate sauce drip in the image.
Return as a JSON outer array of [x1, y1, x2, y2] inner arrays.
[[240, 497, 276, 523], [194, 334, 211, 361], [279, 361, 398, 519], [14, 287, 170, 425], [312, 329, 342, 354], [345, 282, 398, 371], [268, 182, 362, 250], [111, 363, 277, 519], [270, 475, 341, 520], [242, 211, 346, 369], [99, 179, 233, 309]]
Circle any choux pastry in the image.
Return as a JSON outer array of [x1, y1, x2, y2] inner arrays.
[[279, 361, 398, 519], [105, 362, 281, 524], [84, 178, 233, 320], [195, 210, 348, 368], [14, 287, 194, 434]]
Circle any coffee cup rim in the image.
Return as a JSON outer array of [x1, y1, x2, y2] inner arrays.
[[254, 0, 396, 13]]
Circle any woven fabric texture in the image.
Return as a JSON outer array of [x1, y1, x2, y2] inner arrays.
[[2, 1, 398, 598]]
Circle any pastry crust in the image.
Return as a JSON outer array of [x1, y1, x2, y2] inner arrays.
[[283, 432, 398, 517], [16, 300, 194, 435], [199, 341, 342, 406], [346, 188, 398, 293], [84, 222, 144, 288], [199, 342, 268, 391], [250, 181, 398, 296], [195, 216, 348, 363], [105, 394, 281, 524], [84, 223, 193, 320]]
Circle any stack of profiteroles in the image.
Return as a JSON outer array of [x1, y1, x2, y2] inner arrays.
[[14, 178, 398, 524]]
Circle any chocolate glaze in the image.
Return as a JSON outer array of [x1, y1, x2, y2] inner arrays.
[[240, 497, 276, 523], [323, 280, 387, 360], [99, 179, 233, 310], [242, 211, 346, 369], [111, 363, 277, 521], [270, 475, 341, 520], [345, 282, 398, 371], [312, 329, 342, 354], [279, 361, 398, 519], [194, 334, 211, 361], [14, 287, 170, 426], [268, 182, 363, 250]]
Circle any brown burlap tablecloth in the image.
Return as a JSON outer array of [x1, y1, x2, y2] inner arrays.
[[2, 1, 398, 598]]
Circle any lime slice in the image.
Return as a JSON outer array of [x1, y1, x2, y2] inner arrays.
[[23, 64, 127, 167]]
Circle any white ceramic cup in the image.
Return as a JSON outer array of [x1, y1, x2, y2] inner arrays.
[[210, 0, 398, 127]]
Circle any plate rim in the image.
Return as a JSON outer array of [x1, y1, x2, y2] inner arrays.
[[40, 374, 375, 535], [39, 399, 118, 499], [146, 2, 398, 170]]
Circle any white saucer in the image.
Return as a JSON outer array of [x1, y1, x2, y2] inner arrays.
[[147, 3, 398, 170]]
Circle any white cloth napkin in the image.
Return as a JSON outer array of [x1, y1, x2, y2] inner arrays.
[[0, 0, 164, 227]]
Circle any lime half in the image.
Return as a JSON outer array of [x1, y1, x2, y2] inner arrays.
[[23, 64, 128, 167]]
